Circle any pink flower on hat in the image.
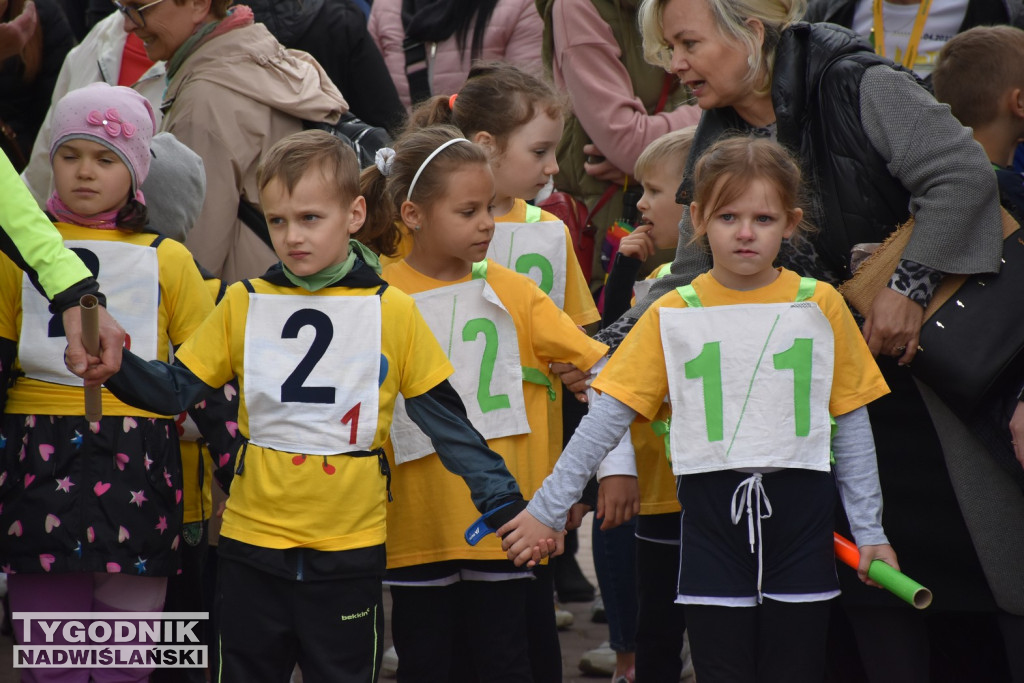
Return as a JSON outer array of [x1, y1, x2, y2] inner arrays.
[[85, 108, 136, 139]]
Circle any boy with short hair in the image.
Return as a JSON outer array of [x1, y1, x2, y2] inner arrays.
[[933, 25, 1024, 218], [100, 129, 526, 682]]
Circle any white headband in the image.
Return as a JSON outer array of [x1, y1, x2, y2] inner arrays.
[[407, 137, 471, 201]]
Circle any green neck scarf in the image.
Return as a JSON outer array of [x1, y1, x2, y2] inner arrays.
[[166, 20, 221, 82], [282, 240, 382, 292]]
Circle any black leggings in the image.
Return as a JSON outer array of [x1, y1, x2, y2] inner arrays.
[[685, 599, 831, 683], [635, 536, 686, 682], [391, 579, 534, 683]]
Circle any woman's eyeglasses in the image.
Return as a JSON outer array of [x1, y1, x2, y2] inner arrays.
[[111, 0, 168, 28]]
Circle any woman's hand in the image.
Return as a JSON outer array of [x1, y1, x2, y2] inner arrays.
[[857, 543, 899, 588], [583, 144, 627, 184], [0, 1, 37, 62], [596, 475, 640, 530], [862, 287, 924, 365], [1010, 402, 1024, 470]]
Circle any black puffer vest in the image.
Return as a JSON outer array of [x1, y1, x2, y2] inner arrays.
[[679, 22, 913, 280]]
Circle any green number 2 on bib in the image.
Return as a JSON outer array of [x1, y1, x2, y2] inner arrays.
[[660, 278, 834, 476], [488, 203, 568, 308], [389, 265, 532, 464]]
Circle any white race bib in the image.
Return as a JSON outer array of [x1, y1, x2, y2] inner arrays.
[[488, 221, 567, 309], [244, 294, 381, 455], [661, 302, 835, 475], [20, 240, 159, 386], [390, 279, 529, 463]]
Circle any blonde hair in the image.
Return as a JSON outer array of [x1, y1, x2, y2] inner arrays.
[[639, 0, 805, 94], [690, 136, 811, 242], [257, 130, 361, 205], [634, 126, 696, 182]]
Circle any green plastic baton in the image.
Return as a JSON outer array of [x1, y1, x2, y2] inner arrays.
[[833, 533, 932, 609]]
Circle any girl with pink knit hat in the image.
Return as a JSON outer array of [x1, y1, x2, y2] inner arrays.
[[0, 82, 214, 682]]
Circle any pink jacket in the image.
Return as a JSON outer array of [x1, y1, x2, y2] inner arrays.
[[550, 0, 701, 174], [369, 0, 544, 110]]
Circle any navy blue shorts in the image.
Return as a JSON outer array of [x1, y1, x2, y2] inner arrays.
[[676, 468, 838, 604]]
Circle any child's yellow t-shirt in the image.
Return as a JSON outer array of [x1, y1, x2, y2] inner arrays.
[[380, 201, 599, 329], [0, 224, 213, 417], [628, 263, 680, 516], [495, 199, 599, 327], [381, 259, 607, 567], [594, 268, 889, 424], [173, 277, 453, 552], [179, 276, 228, 525], [496, 199, 600, 473]]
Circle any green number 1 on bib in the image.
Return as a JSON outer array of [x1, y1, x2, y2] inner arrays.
[[677, 278, 817, 443]]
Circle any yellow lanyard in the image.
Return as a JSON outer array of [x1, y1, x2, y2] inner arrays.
[[871, 0, 934, 69]]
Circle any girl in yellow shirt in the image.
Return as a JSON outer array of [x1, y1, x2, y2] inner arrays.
[[361, 125, 607, 682]]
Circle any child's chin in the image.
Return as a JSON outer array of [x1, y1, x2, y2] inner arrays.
[[286, 262, 317, 277]]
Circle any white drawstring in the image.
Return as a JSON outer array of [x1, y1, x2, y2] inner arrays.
[[730, 473, 773, 603]]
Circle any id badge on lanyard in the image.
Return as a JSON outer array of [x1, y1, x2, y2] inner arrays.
[[390, 278, 529, 464], [488, 220, 568, 309], [20, 240, 159, 386], [660, 302, 835, 475], [244, 293, 382, 456]]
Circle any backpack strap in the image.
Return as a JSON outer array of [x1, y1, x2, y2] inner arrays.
[[237, 197, 273, 249], [675, 284, 702, 308], [524, 204, 542, 223], [241, 280, 255, 294], [795, 277, 817, 302]]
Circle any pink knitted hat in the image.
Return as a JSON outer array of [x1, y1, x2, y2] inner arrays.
[[49, 83, 156, 196]]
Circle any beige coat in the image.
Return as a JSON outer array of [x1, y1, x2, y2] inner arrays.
[[161, 23, 347, 283]]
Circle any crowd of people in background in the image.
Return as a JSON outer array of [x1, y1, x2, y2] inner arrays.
[[1, 0, 1023, 682]]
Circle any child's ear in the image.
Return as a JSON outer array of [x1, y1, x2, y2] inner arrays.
[[689, 202, 704, 233], [400, 200, 423, 231], [784, 207, 803, 239], [1010, 87, 1024, 121], [471, 131, 497, 157], [347, 196, 367, 235]]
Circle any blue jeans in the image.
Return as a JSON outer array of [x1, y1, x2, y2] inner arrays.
[[592, 514, 638, 653]]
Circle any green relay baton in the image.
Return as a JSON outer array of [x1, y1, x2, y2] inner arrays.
[[833, 533, 932, 609]]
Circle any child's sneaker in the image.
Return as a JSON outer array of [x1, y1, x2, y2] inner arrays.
[[555, 605, 574, 630], [579, 642, 616, 676]]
